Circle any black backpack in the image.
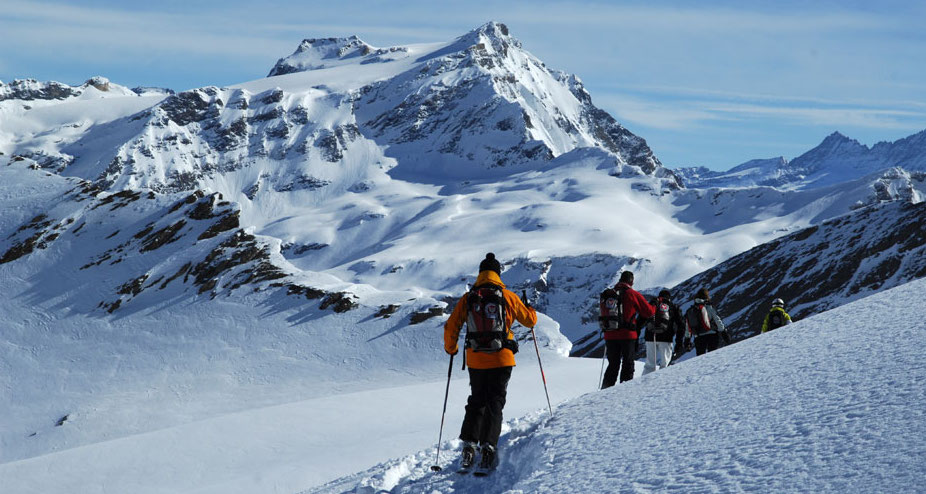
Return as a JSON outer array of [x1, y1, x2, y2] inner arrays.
[[768, 309, 786, 330], [686, 303, 712, 335], [649, 297, 672, 335], [465, 285, 508, 353], [599, 288, 632, 331]]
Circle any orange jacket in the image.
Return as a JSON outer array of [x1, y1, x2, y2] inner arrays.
[[444, 270, 537, 369]]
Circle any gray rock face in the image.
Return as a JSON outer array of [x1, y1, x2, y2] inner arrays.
[[669, 200, 926, 339], [0, 79, 80, 101]]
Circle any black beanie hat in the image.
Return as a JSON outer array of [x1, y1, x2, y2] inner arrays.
[[619, 271, 634, 284], [659, 289, 671, 299], [479, 252, 501, 274]]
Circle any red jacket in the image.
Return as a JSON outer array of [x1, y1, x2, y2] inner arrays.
[[603, 282, 655, 341]]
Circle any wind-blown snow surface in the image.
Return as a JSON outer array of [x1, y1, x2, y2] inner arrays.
[[316, 277, 926, 493]]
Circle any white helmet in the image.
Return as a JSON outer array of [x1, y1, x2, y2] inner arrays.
[[772, 298, 785, 308]]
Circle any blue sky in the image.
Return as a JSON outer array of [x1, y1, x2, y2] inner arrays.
[[2, 0, 925, 169]]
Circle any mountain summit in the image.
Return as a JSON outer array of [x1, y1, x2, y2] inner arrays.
[[267, 36, 401, 75], [30, 22, 670, 195]]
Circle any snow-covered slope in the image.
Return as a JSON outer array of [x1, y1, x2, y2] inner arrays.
[[672, 166, 926, 235], [674, 156, 789, 189], [314, 276, 926, 493]]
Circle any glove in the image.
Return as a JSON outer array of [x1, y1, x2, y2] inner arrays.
[[721, 331, 731, 344], [446, 345, 458, 356]]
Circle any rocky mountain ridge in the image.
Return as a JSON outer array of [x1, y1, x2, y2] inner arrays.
[[568, 199, 926, 357], [676, 129, 926, 190]]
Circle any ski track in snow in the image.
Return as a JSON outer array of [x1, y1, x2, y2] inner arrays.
[[313, 278, 926, 494]]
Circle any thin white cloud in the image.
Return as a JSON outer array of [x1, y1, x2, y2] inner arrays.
[[593, 89, 926, 132], [600, 82, 926, 112], [0, 1, 445, 63], [593, 93, 729, 130], [498, 2, 898, 34], [708, 102, 926, 130]]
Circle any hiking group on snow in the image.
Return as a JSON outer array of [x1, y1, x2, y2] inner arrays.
[[439, 252, 794, 474]]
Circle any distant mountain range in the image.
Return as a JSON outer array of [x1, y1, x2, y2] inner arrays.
[[675, 130, 926, 190]]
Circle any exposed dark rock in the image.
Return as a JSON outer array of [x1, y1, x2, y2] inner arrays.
[[375, 304, 400, 318], [0, 230, 44, 263], [134, 224, 155, 239], [409, 306, 445, 324], [261, 89, 285, 105], [104, 299, 122, 313], [160, 90, 212, 126], [160, 262, 192, 289], [282, 242, 328, 256], [198, 211, 240, 240], [320, 292, 358, 312], [117, 274, 149, 296], [169, 191, 205, 213], [188, 196, 220, 220], [274, 175, 330, 192], [215, 118, 248, 151], [0, 79, 79, 101], [140, 220, 187, 252], [286, 284, 327, 299]]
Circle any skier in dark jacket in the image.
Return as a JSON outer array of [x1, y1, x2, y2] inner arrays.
[[444, 253, 537, 472], [601, 271, 655, 388], [685, 288, 729, 355], [643, 289, 687, 374]]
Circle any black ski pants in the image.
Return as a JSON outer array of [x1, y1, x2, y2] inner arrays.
[[695, 333, 720, 355], [602, 339, 636, 389], [460, 366, 512, 448]]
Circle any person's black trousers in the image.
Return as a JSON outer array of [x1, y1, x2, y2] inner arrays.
[[695, 333, 720, 355], [602, 339, 636, 388], [460, 366, 513, 447]]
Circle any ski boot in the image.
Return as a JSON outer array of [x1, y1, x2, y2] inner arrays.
[[458, 441, 477, 472], [474, 444, 497, 476]]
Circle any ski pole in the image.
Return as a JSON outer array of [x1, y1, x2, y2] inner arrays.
[[431, 353, 454, 472], [598, 338, 606, 389], [529, 325, 554, 417]]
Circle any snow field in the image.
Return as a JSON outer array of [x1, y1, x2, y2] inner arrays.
[[0, 350, 601, 494]]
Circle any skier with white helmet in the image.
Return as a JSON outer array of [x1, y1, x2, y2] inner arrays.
[[761, 298, 792, 333]]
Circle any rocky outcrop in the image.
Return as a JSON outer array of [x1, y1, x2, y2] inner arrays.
[[669, 200, 926, 339]]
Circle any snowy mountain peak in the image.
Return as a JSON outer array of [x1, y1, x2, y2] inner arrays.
[[813, 130, 866, 155], [267, 35, 410, 76], [454, 21, 517, 53]]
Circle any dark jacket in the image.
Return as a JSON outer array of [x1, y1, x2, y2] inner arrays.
[[644, 297, 685, 345], [603, 282, 655, 341]]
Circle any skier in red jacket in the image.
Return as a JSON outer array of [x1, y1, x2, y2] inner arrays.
[[601, 271, 655, 388]]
